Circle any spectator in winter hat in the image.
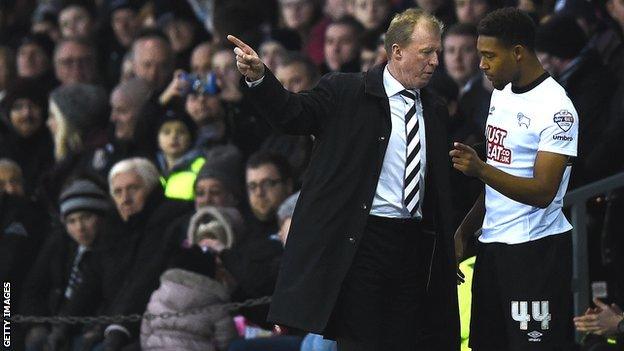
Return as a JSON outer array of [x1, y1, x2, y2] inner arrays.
[[194, 145, 244, 209], [48, 83, 109, 161], [21, 177, 110, 351], [59, 178, 111, 245]]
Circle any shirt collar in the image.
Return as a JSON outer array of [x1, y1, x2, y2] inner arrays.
[[383, 65, 420, 98]]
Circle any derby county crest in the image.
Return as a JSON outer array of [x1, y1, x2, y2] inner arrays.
[[517, 113, 530, 128], [553, 110, 574, 132]]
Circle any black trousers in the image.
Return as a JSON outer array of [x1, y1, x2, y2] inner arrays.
[[328, 215, 436, 351]]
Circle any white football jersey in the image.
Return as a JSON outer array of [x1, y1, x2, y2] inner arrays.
[[480, 75, 578, 244]]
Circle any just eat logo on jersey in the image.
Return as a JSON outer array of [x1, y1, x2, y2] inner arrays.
[[486, 125, 512, 164]]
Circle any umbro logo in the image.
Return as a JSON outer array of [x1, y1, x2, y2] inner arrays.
[[489, 106, 495, 115], [528, 330, 543, 342]]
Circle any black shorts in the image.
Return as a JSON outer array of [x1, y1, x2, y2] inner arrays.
[[469, 232, 575, 351]]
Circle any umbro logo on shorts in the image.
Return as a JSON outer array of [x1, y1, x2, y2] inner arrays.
[[527, 330, 543, 342]]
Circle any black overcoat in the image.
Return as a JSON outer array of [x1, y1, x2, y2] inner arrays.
[[242, 64, 460, 349]]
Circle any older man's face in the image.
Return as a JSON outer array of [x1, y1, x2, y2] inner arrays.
[[132, 38, 172, 90], [110, 171, 150, 221]]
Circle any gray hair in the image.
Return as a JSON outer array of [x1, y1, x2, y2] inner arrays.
[[108, 157, 161, 194], [384, 8, 444, 57], [112, 77, 153, 111]]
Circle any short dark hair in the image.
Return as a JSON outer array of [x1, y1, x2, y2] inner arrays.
[[328, 16, 366, 39], [445, 23, 478, 39], [246, 151, 293, 182], [477, 7, 536, 50], [280, 53, 320, 85]]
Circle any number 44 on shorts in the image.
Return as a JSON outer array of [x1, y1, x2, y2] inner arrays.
[[511, 301, 551, 330]]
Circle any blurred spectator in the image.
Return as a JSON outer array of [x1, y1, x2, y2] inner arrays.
[[0, 183, 48, 322], [105, 0, 140, 87], [275, 53, 320, 93], [53, 37, 98, 85], [47, 84, 108, 162], [191, 41, 213, 77], [360, 30, 383, 72], [212, 48, 243, 103], [442, 23, 489, 139], [132, 30, 174, 91], [194, 146, 244, 210], [454, 0, 492, 25], [263, 54, 316, 185], [51, 158, 192, 351], [40, 83, 108, 210], [110, 0, 140, 49], [279, 0, 322, 47], [347, 0, 392, 34], [414, 0, 457, 27], [159, 6, 210, 71], [0, 159, 24, 196], [31, 6, 61, 42], [21, 178, 110, 351], [259, 39, 289, 73], [58, 2, 96, 39], [16, 33, 55, 81], [209, 47, 273, 158], [0, 78, 54, 193], [321, 16, 364, 73], [589, 0, 624, 78], [185, 89, 228, 149], [87, 78, 154, 177], [535, 15, 617, 187]]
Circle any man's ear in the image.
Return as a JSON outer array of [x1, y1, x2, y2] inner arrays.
[[512, 45, 524, 62], [392, 43, 402, 60]]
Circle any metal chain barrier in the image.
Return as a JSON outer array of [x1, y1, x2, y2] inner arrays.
[[8, 296, 272, 325]]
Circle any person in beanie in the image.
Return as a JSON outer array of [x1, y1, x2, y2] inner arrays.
[[48, 83, 109, 162], [194, 144, 244, 210], [0, 78, 54, 193], [21, 177, 111, 351], [535, 14, 618, 188], [39, 83, 109, 213]]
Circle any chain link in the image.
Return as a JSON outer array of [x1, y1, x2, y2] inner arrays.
[[9, 296, 271, 325]]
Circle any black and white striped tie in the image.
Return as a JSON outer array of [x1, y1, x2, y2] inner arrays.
[[400, 89, 421, 217]]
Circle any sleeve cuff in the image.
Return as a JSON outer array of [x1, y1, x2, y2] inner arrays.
[[104, 324, 130, 338], [246, 76, 265, 87]]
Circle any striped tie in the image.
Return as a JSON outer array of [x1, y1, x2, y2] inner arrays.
[[400, 89, 421, 217]]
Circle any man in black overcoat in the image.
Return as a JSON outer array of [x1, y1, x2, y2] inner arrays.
[[229, 8, 460, 351]]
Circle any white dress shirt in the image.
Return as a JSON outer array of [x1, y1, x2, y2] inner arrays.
[[370, 65, 427, 219]]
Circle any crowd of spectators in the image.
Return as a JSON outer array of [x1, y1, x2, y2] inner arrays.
[[0, 0, 623, 350]]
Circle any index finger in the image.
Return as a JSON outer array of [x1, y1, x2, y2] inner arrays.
[[227, 35, 251, 52]]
